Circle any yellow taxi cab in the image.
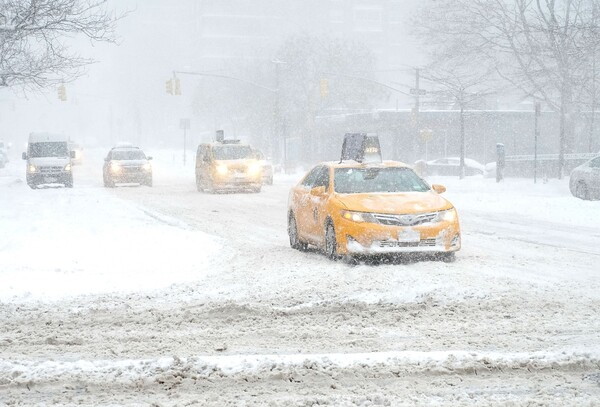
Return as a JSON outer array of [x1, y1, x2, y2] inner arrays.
[[287, 160, 461, 261], [195, 139, 262, 193]]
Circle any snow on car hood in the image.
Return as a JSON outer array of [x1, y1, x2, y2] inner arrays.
[[335, 191, 453, 214]]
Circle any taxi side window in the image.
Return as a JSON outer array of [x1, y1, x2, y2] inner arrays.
[[313, 166, 330, 191], [301, 166, 322, 188]]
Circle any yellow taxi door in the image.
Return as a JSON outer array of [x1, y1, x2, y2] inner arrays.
[[305, 165, 331, 245], [294, 166, 324, 244]]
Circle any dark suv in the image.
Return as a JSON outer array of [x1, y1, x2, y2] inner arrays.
[[103, 146, 152, 187]]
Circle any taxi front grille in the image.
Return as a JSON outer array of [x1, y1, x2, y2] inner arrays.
[[373, 212, 438, 226], [379, 238, 438, 248]]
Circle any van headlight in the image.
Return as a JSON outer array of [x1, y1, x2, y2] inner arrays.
[[341, 210, 377, 223], [28, 164, 37, 173], [216, 164, 228, 175], [64, 164, 72, 172]]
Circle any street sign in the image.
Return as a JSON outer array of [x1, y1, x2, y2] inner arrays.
[[410, 88, 427, 96]]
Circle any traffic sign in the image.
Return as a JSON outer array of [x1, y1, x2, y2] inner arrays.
[[410, 88, 427, 96]]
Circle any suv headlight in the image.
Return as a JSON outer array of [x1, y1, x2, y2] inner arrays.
[[341, 210, 377, 223], [28, 164, 37, 173], [143, 162, 152, 171], [64, 163, 72, 172], [110, 162, 121, 173]]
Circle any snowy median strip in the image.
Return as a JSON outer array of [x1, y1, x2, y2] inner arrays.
[[2, 350, 599, 385]]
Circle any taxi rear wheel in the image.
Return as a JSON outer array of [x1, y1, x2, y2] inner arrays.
[[325, 222, 339, 260], [288, 214, 307, 251]]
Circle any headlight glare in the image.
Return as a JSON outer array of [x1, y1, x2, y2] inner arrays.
[[28, 165, 37, 173], [247, 162, 261, 175], [143, 162, 152, 171], [341, 210, 376, 223], [216, 164, 228, 175], [64, 164, 71, 172], [110, 162, 121, 173], [439, 208, 457, 222]]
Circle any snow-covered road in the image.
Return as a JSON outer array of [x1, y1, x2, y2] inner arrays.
[[1, 150, 600, 405]]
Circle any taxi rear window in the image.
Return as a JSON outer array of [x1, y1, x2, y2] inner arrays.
[[334, 167, 429, 194]]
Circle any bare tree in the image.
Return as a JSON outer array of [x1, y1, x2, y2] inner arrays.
[[0, 0, 119, 89], [414, 0, 600, 178], [421, 60, 493, 179]]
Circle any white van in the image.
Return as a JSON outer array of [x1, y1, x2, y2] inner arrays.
[[22, 133, 74, 189]]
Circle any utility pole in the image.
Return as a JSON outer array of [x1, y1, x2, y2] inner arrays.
[[534, 101, 541, 183], [415, 68, 421, 160]]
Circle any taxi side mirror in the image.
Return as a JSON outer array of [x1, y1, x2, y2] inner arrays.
[[147, 156, 153, 160], [310, 185, 326, 196], [432, 184, 446, 194]]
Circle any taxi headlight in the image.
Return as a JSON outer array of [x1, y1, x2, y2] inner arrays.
[[110, 162, 121, 173], [64, 163, 71, 172], [247, 162, 261, 176], [216, 164, 228, 175], [143, 162, 152, 171], [341, 210, 377, 223], [437, 208, 457, 223], [28, 164, 37, 173]]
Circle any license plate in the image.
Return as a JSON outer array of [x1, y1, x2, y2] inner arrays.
[[234, 173, 246, 179], [44, 177, 57, 183], [398, 228, 420, 243]]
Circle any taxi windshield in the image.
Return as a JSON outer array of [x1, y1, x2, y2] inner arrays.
[[214, 145, 253, 160], [334, 167, 430, 194]]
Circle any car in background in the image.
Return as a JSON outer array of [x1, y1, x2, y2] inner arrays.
[[569, 155, 600, 200], [287, 161, 461, 262], [103, 146, 152, 187], [195, 139, 262, 193], [22, 133, 74, 189], [68, 142, 83, 165], [253, 149, 274, 185], [416, 157, 486, 177]]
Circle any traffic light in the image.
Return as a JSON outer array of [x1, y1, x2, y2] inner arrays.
[[320, 78, 329, 98], [165, 79, 173, 95], [57, 85, 67, 101], [174, 78, 181, 95]]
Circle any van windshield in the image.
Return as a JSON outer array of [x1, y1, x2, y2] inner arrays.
[[29, 142, 69, 158], [213, 145, 253, 160]]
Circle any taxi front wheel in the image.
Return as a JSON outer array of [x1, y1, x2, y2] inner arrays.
[[288, 215, 307, 251], [325, 222, 340, 260]]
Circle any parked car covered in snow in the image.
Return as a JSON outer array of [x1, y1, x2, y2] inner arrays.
[[415, 157, 486, 177], [253, 148, 274, 185], [569, 155, 600, 200]]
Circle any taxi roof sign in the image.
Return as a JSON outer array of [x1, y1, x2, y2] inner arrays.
[[340, 133, 382, 163]]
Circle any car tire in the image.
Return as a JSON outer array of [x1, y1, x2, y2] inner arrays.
[[196, 176, 203, 192], [65, 177, 73, 188], [440, 252, 456, 263], [145, 177, 153, 187], [325, 222, 339, 260], [104, 176, 115, 188], [288, 214, 308, 251], [267, 176, 273, 186], [576, 182, 589, 200], [252, 185, 262, 193], [28, 183, 37, 190]]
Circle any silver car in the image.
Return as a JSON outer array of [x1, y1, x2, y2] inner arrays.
[[569, 156, 600, 200]]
